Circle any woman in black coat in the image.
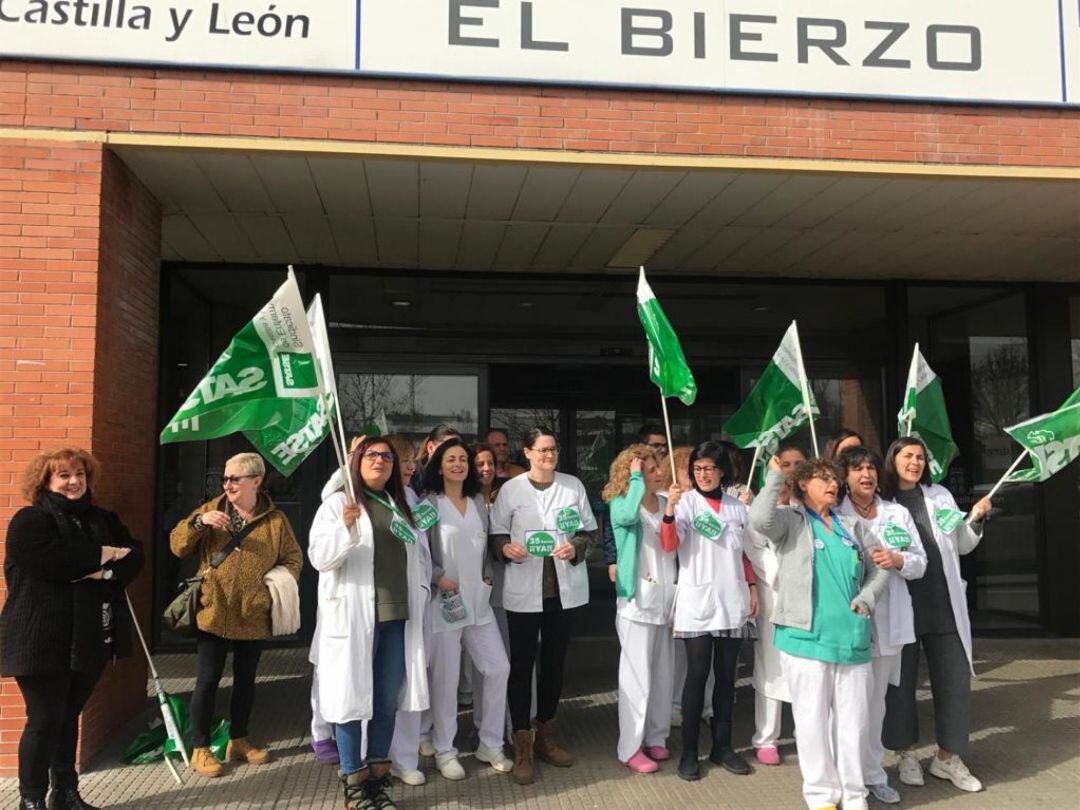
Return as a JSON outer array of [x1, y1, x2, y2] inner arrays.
[[0, 448, 143, 810]]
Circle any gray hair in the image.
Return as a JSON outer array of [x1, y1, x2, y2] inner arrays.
[[226, 452, 265, 478]]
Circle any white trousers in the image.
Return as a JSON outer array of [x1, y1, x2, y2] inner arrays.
[[752, 691, 784, 748], [310, 667, 334, 742], [426, 621, 510, 757], [615, 614, 674, 762], [390, 709, 423, 771], [864, 652, 900, 788], [671, 640, 713, 717], [780, 651, 872, 810]]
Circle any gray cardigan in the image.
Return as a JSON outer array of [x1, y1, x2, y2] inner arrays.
[[748, 470, 890, 632]]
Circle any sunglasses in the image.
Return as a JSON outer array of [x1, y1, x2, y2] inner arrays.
[[221, 474, 257, 485]]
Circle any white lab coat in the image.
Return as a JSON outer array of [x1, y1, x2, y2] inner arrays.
[[671, 490, 752, 634], [745, 525, 788, 703], [489, 472, 597, 613], [308, 490, 429, 724], [837, 495, 927, 666]]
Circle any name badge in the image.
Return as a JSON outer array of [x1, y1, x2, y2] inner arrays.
[[390, 518, 417, 545], [525, 530, 557, 557], [555, 507, 581, 534], [411, 502, 439, 531], [692, 511, 725, 540], [934, 508, 964, 534], [882, 521, 912, 549], [813, 539, 825, 550]]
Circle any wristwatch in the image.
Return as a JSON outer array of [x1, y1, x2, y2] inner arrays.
[[102, 569, 115, 581]]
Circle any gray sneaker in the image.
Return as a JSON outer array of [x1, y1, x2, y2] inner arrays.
[[928, 754, 983, 792], [868, 782, 902, 804]]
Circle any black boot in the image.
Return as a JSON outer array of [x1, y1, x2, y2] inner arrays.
[[364, 762, 398, 810], [708, 720, 751, 775], [341, 768, 373, 810], [677, 719, 701, 781], [20, 798, 47, 810], [46, 789, 100, 810]]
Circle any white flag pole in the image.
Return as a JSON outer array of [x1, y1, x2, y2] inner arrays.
[[659, 394, 678, 485], [902, 343, 920, 438], [790, 322, 820, 458], [965, 450, 1029, 525], [745, 444, 764, 489]]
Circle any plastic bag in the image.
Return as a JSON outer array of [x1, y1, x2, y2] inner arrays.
[[123, 694, 230, 764]]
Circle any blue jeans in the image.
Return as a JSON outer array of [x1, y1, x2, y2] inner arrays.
[[335, 619, 406, 775]]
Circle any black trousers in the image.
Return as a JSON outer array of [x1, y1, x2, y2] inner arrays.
[[189, 631, 263, 747], [681, 635, 742, 744], [506, 598, 575, 731], [15, 667, 103, 800]]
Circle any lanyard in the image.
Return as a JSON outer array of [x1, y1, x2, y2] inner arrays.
[[363, 488, 412, 525], [805, 506, 852, 542]]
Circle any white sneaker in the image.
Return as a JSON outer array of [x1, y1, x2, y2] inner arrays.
[[897, 752, 924, 786], [928, 754, 983, 792], [475, 744, 513, 773], [671, 710, 683, 729], [867, 782, 901, 804], [391, 767, 426, 786], [436, 754, 466, 781], [418, 739, 436, 758]]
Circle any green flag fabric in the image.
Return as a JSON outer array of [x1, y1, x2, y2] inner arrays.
[[636, 268, 697, 406], [723, 321, 819, 455], [160, 270, 332, 476], [897, 345, 958, 484], [1005, 386, 1080, 483]]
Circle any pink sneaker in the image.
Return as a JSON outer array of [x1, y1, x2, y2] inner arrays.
[[626, 749, 659, 774], [644, 746, 671, 761], [756, 746, 781, 766]]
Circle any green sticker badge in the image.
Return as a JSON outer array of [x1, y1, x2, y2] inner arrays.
[[692, 511, 725, 540], [525, 530, 557, 557], [555, 507, 581, 534], [934, 508, 964, 534], [390, 518, 417, 545], [412, 502, 439, 531], [882, 521, 912, 550]]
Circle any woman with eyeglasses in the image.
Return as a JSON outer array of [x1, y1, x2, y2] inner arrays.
[[660, 441, 757, 781], [749, 455, 890, 810], [309, 437, 430, 810], [170, 452, 303, 778], [835, 446, 926, 805], [880, 437, 991, 795], [489, 427, 598, 785]]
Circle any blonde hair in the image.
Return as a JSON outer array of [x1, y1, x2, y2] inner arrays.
[[21, 446, 100, 503], [382, 433, 416, 463], [226, 452, 265, 478], [602, 444, 658, 503], [671, 445, 693, 486]]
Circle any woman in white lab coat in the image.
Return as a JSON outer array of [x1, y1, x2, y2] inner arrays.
[[420, 438, 512, 780], [489, 426, 598, 785], [880, 437, 992, 794], [308, 436, 429, 810]]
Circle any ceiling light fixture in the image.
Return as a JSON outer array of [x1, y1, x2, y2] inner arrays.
[[390, 299, 412, 307]]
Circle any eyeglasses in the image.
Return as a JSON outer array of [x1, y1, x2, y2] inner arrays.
[[692, 465, 720, 474], [363, 451, 394, 463], [812, 474, 839, 484], [221, 474, 257, 486], [647, 442, 669, 452], [529, 447, 559, 456]]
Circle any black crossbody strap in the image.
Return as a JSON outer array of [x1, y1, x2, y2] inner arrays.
[[208, 518, 262, 568]]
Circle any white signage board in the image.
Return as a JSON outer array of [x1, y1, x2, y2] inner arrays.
[[1, 0, 1076, 107]]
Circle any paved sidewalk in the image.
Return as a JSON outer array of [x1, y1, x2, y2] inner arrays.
[[1, 638, 1077, 809]]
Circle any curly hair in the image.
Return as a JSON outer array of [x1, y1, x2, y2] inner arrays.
[[602, 443, 657, 503], [790, 457, 843, 502], [670, 445, 693, 486], [21, 446, 101, 503]]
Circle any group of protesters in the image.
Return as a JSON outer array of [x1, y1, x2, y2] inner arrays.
[[0, 420, 992, 810]]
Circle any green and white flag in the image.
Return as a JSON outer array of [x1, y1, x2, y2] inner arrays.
[[897, 344, 958, 483], [637, 267, 697, 406], [1004, 386, 1080, 483], [723, 321, 819, 457], [160, 270, 332, 476]]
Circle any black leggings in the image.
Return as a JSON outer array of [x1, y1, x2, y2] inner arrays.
[[681, 636, 741, 733], [506, 598, 574, 731], [189, 631, 263, 747], [15, 668, 103, 800]]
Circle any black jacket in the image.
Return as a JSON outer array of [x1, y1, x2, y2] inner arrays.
[[0, 501, 144, 676]]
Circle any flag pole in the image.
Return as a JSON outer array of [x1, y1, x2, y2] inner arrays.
[[659, 394, 678, 485], [902, 344, 920, 438], [745, 445, 764, 489], [790, 321, 819, 458], [966, 450, 1029, 525]]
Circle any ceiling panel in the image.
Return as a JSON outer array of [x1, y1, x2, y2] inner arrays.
[[600, 170, 685, 225], [512, 166, 580, 221], [466, 164, 527, 221], [250, 155, 324, 214], [236, 214, 298, 262], [556, 168, 632, 223], [419, 163, 472, 220], [310, 157, 374, 218], [643, 172, 737, 228], [365, 160, 419, 218]]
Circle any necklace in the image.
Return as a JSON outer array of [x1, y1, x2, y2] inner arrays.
[[849, 495, 876, 518]]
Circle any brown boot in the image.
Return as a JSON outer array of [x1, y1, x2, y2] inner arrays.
[[534, 720, 574, 767], [226, 736, 271, 764], [191, 746, 223, 777], [511, 729, 535, 785], [340, 767, 370, 810]]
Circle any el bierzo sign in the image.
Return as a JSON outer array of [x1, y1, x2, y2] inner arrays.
[[0, 0, 1077, 107]]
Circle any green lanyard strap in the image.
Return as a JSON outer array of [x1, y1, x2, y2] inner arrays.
[[362, 488, 412, 525]]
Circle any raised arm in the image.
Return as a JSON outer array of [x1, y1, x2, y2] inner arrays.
[[748, 466, 801, 550], [308, 493, 371, 572]]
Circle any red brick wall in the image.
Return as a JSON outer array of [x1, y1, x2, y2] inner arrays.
[[0, 139, 160, 775], [1, 60, 1078, 166]]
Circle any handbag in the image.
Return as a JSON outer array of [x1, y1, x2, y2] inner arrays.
[[162, 518, 261, 637]]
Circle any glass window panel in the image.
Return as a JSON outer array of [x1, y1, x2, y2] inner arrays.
[[338, 373, 479, 445], [488, 407, 561, 469]]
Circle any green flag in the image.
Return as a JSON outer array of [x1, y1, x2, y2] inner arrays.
[[723, 321, 819, 457], [897, 344, 958, 483], [160, 270, 332, 476], [636, 268, 696, 406], [1005, 386, 1080, 482]]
